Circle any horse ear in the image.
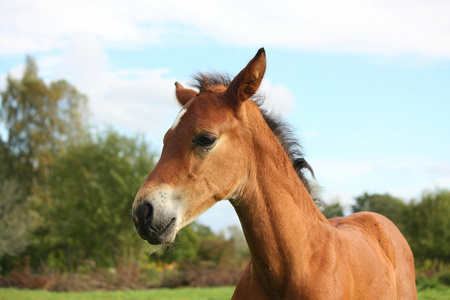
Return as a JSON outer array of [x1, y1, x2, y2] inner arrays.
[[225, 48, 266, 107], [175, 82, 198, 106]]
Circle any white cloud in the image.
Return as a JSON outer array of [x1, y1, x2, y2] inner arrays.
[[1, 1, 450, 60], [426, 161, 450, 177], [56, 33, 108, 89], [0, 63, 24, 92], [93, 68, 179, 137], [27, 33, 175, 143], [259, 79, 296, 116], [198, 0, 450, 60], [0, 1, 161, 55]]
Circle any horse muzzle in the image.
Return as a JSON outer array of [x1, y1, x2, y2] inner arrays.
[[132, 186, 182, 245]]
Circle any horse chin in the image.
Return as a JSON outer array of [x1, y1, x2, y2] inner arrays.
[[143, 217, 178, 245], [147, 231, 176, 245]]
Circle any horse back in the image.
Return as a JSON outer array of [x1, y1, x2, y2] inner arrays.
[[330, 211, 417, 299]]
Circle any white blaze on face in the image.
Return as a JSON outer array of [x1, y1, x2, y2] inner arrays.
[[171, 107, 187, 130]]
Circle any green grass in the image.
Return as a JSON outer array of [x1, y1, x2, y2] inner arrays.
[[417, 286, 450, 300], [1, 286, 449, 300], [0, 287, 234, 300]]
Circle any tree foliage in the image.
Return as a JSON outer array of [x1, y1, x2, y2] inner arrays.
[[321, 201, 344, 219], [38, 130, 156, 271], [0, 56, 88, 188], [405, 189, 450, 263], [0, 179, 34, 259], [0, 56, 89, 273], [193, 223, 234, 266]]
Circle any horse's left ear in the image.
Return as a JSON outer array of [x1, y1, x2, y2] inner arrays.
[[225, 48, 266, 108], [175, 82, 198, 106]]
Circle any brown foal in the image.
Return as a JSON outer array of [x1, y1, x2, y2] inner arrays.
[[132, 48, 417, 299]]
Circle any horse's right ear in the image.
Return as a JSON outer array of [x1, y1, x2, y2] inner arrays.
[[225, 48, 266, 109], [175, 82, 198, 106]]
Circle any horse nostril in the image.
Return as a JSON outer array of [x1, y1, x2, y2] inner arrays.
[[143, 201, 153, 223], [134, 200, 154, 226]]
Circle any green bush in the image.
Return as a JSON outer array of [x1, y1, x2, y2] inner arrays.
[[438, 270, 450, 286], [416, 275, 442, 290]]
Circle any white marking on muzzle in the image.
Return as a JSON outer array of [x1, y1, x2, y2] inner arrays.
[[135, 184, 186, 230]]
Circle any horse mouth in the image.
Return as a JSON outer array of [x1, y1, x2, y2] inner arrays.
[[145, 217, 177, 245]]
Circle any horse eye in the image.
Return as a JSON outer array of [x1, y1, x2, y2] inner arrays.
[[194, 134, 217, 147]]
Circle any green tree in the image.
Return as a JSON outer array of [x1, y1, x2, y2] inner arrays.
[[0, 56, 89, 273], [193, 223, 234, 266], [406, 189, 450, 263], [321, 201, 344, 219], [39, 130, 156, 272], [0, 56, 88, 188], [0, 179, 34, 260], [352, 192, 408, 232]]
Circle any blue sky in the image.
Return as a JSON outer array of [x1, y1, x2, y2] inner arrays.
[[1, 0, 449, 231]]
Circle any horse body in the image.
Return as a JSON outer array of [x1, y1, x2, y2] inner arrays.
[[132, 48, 416, 299]]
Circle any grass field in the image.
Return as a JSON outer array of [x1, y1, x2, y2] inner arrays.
[[1, 287, 449, 299], [417, 287, 450, 300], [0, 287, 234, 300]]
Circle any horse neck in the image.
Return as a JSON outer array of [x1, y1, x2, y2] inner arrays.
[[231, 118, 332, 295]]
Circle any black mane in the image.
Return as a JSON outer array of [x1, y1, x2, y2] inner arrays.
[[191, 73, 316, 197]]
